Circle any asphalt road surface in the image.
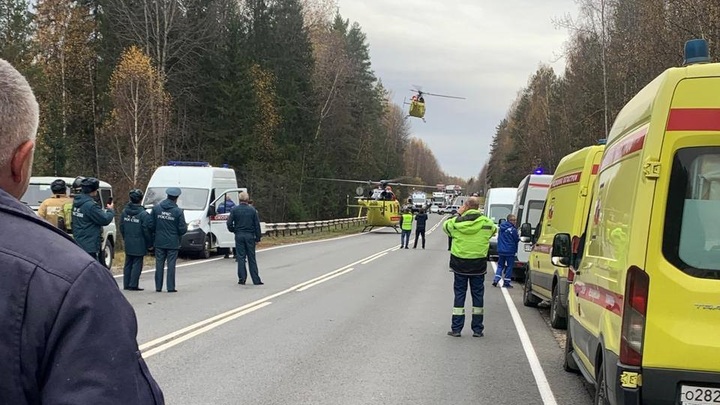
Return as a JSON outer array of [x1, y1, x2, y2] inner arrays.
[[117, 215, 594, 405]]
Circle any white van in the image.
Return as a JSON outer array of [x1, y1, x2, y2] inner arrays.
[[21, 176, 118, 269], [484, 187, 517, 261], [143, 161, 263, 259], [511, 174, 552, 280]]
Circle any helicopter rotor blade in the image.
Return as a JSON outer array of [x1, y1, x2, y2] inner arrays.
[[421, 92, 466, 100], [309, 177, 376, 185]]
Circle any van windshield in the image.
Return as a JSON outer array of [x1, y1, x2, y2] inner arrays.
[[144, 187, 209, 211], [663, 147, 720, 277], [21, 184, 57, 208], [489, 204, 513, 223]]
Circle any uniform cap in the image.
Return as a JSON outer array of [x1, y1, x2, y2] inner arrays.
[[51, 179, 67, 194], [80, 177, 100, 192], [129, 189, 144, 202], [166, 187, 182, 197]]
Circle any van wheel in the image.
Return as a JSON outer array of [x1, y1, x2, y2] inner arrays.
[[523, 271, 541, 307], [197, 236, 211, 259], [103, 242, 114, 269], [594, 359, 610, 405], [550, 285, 568, 329], [563, 325, 579, 373]]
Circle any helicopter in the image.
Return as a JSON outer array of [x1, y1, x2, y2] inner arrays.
[[404, 86, 465, 122], [313, 177, 438, 232]]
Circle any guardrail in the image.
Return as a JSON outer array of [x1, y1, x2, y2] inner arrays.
[[262, 217, 367, 237]]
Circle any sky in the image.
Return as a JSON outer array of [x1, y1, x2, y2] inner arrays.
[[337, 0, 581, 180]]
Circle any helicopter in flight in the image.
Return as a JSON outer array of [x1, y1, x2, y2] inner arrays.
[[313, 177, 438, 232], [405, 86, 465, 122]]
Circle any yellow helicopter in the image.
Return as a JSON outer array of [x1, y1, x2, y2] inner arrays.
[[314, 177, 438, 232], [405, 86, 465, 122]]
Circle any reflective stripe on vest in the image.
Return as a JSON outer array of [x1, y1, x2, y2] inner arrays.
[[472, 306, 484, 315], [452, 307, 465, 315]]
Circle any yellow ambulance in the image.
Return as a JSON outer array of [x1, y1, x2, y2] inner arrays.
[[554, 39, 720, 404], [521, 143, 605, 330]]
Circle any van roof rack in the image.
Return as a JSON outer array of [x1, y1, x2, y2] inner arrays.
[[167, 161, 211, 167]]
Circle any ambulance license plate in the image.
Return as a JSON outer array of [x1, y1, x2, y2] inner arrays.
[[680, 385, 720, 405], [524, 244, 533, 252]]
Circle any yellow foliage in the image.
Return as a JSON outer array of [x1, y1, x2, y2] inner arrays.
[[250, 64, 281, 153]]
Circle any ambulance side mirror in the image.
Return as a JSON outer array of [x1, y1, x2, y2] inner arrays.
[[551, 233, 571, 268], [519, 222, 533, 242]]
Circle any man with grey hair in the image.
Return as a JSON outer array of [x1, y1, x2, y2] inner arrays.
[[227, 191, 263, 285], [0, 59, 164, 403]]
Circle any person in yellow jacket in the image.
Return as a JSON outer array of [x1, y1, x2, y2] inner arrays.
[[443, 197, 497, 337], [399, 209, 414, 249], [38, 179, 73, 232]]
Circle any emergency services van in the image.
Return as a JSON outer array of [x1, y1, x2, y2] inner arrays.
[[554, 40, 720, 404], [484, 187, 517, 261], [143, 161, 262, 259], [21, 176, 117, 269], [521, 144, 604, 329], [511, 173, 552, 280]]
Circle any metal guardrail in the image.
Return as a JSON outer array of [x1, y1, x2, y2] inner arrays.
[[262, 217, 367, 237]]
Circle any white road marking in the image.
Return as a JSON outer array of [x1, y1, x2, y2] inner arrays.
[[296, 268, 355, 292], [142, 302, 272, 358], [492, 262, 558, 405], [361, 252, 387, 265], [139, 244, 399, 355]]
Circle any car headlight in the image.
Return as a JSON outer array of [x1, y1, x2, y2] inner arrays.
[[187, 219, 201, 230]]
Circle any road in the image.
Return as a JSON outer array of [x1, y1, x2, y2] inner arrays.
[[117, 215, 593, 405]]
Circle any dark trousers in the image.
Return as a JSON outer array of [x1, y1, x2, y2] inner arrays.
[[235, 234, 261, 284], [451, 273, 485, 333], [413, 228, 426, 248], [448, 237, 452, 251], [155, 248, 179, 291], [123, 255, 144, 289], [400, 230, 411, 247]]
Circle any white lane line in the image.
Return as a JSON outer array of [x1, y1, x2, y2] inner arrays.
[[361, 252, 387, 265], [113, 226, 387, 279], [139, 244, 399, 353], [493, 263, 558, 405], [296, 268, 355, 292], [426, 215, 447, 235], [142, 302, 272, 358]]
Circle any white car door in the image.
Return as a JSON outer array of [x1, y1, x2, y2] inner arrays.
[[209, 188, 246, 248]]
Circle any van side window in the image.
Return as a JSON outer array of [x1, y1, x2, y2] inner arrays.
[[663, 147, 720, 277], [99, 189, 112, 206]]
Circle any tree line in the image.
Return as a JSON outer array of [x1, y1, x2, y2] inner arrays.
[[0, 0, 459, 222], [479, 0, 720, 192]]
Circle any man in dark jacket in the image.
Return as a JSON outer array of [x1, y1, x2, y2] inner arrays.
[[442, 197, 497, 337], [413, 208, 428, 249], [120, 189, 152, 291], [148, 187, 187, 292], [492, 214, 520, 288], [71, 177, 115, 262], [226, 191, 263, 285], [0, 57, 164, 404]]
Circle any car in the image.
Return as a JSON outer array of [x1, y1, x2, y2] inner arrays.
[[430, 204, 439, 214], [21, 176, 117, 269]]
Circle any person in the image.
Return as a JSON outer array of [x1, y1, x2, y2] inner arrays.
[[493, 214, 520, 288], [120, 189, 152, 291], [71, 177, 115, 262], [413, 208, 428, 249], [148, 187, 187, 292], [0, 58, 164, 403], [399, 208, 413, 249], [227, 191, 263, 285], [447, 210, 460, 251], [443, 197, 497, 337], [216, 193, 236, 214], [38, 178, 73, 232]]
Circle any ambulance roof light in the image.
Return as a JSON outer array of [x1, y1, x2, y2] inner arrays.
[[598, 138, 607, 145], [534, 167, 545, 175], [683, 39, 710, 65], [167, 161, 211, 167]]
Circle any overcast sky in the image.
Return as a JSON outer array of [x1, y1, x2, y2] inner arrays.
[[337, 0, 580, 180]]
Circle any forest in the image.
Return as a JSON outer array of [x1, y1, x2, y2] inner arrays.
[[478, 0, 720, 192], [0, 0, 461, 222]]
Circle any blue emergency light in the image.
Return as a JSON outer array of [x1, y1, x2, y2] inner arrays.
[[598, 138, 607, 145], [534, 167, 545, 175], [684, 39, 710, 65], [167, 161, 210, 167]]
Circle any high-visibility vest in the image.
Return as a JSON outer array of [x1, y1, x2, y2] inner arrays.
[[401, 213, 413, 230]]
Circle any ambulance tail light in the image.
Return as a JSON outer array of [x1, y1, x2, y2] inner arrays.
[[620, 266, 649, 367]]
